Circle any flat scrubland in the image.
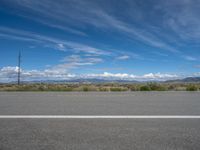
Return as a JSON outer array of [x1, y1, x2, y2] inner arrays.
[[0, 83, 200, 91]]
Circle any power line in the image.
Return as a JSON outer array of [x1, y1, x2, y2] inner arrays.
[[17, 51, 21, 85]]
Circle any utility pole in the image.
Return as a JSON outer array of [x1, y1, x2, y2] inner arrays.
[[17, 51, 21, 85]]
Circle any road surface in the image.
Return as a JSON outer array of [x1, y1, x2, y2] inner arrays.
[[0, 92, 200, 150]]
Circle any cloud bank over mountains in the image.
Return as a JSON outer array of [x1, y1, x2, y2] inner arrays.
[[0, 66, 179, 82]]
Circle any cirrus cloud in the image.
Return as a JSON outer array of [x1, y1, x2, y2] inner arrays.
[[116, 55, 130, 60]]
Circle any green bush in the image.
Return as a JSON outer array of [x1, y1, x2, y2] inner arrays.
[[140, 85, 151, 91], [186, 85, 198, 91], [129, 86, 138, 91], [148, 83, 166, 91], [38, 86, 45, 91], [99, 87, 109, 91], [82, 86, 89, 92], [82, 86, 99, 91], [168, 84, 176, 90], [110, 87, 128, 92], [64, 87, 73, 91], [0, 83, 200, 92]]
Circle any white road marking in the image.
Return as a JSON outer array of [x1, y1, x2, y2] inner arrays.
[[0, 115, 200, 119]]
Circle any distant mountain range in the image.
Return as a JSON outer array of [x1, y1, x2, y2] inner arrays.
[[32, 77, 200, 83], [165, 77, 200, 83], [24, 78, 140, 84], [3, 77, 200, 84]]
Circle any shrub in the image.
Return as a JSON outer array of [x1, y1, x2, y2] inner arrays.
[[64, 87, 73, 91], [168, 84, 176, 90], [175, 86, 186, 91], [80, 86, 88, 91], [1, 83, 200, 92], [77, 85, 98, 92], [129, 85, 138, 91], [140, 85, 151, 91], [186, 85, 198, 91], [99, 87, 109, 91], [38, 86, 45, 91], [148, 83, 166, 91], [110, 87, 128, 92]]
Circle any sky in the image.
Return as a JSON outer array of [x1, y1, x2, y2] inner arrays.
[[0, 0, 200, 82]]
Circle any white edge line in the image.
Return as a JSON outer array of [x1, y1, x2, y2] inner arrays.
[[0, 115, 200, 119]]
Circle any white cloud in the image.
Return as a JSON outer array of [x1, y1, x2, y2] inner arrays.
[[2, 0, 181, 53], [57, 43, 65, 51], [0, 27, 109, 55], [84, 72, 178, 81], [0, 66, 20, 82], [142, 73, 178, 79], [116, 55, 130, 60], [31, 55, 104, 74], [0, 66, 76, 82], [160, 0, 200, 41], [91, 11, 179, 53], [0, 66, 179, 82], [85, 72, 136, 79], [182, 55, 197, 61], [193, 72, 200, 76], [60, 55, 103, 68]]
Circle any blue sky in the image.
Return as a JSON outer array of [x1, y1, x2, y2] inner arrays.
[[0, 0, 200, 81]]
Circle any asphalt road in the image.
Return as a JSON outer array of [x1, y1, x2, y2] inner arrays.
[[0, 92, 200, 115], [0, 92, 200, 150]]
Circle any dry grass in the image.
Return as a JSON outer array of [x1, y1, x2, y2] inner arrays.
[[0, 83, 200, 91]]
